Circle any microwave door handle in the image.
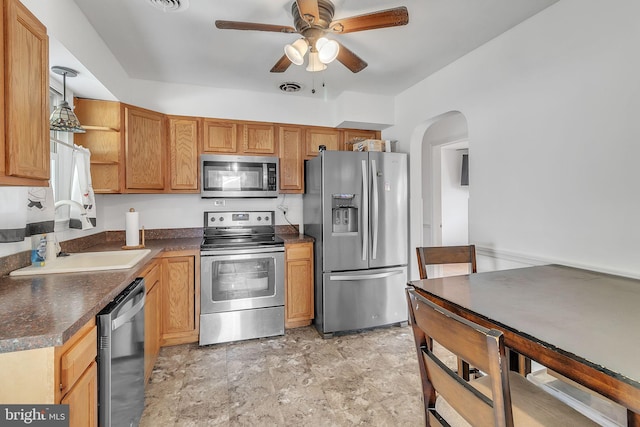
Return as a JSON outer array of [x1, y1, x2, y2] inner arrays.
[[361, 159, 368, 262], [263, 163, 268, 191]]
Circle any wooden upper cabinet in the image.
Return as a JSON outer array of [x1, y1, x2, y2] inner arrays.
[[168, 116, 200, 192], [305, 127, 341, 158], [343, 129, 381, 146], [242, 122, 276, 154], [74, 99, 124, 193], [202, 119, 237, 153], [278, 125, 304, 193], [0, 0, 49, 185], [203, 120, 275, 155], [125, 105, 166, 191]]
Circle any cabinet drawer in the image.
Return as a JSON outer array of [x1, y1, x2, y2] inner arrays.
[[60, 325, 97, 395], [286, 243, 312, 261]]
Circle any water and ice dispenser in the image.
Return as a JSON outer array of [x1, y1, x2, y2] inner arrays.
[[332, 194, 358, 234]]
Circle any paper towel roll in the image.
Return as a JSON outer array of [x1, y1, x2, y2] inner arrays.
[[125, 210, 140, 247]]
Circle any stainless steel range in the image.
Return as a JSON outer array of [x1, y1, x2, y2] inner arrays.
[[199, 210, 285, 345]]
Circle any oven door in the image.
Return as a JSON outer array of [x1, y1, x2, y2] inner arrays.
[[201, 247, 285, 313]]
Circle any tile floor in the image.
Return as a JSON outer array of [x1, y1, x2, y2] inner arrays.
[[140, 325, 445, 426]]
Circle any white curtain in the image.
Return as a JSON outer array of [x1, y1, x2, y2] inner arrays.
[[0, 187, 55, 243], [70, 145, 97, 229]]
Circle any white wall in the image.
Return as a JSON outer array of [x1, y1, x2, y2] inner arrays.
[[387, 0, 640, 279], [441, 148, 469, 246], [96, 193, 302, 231]]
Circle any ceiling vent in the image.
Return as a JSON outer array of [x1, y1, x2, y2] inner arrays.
[[279, 82, 302, 93], [147, 0, 189, 12]]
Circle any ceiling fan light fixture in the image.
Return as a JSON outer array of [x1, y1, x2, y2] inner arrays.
[[306, 52, 327, 72], [284, 38, 308, 66], [316, 37, 339, 64]]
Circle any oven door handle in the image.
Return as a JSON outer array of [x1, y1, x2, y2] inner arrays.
[[201, 246, 285, 256], [112, 292, 145, 331]]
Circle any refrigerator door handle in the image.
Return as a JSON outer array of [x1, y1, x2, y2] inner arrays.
[[361, 159, 368, 261], [329, 270, 405, 281], [371, 159, 379, 260]]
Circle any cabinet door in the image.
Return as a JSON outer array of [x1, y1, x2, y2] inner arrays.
[[1, 0, 49, 184], [242, 122, 276, 154], [202, 119, 238, 153], [60, 361, 98, 427], [285, 242, 314, 328], [168, 116, 200, 192], [305, 127, 341, 158], [278, 126, 304, 193], [160, 254, 197, 345], [343, 129, 381, 148], [125, 106, 166, 191], [144, 262, 161, 383]]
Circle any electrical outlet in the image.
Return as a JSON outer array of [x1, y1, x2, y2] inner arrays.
[[213, 200, 225, 207], [278, 205, 288, 215]]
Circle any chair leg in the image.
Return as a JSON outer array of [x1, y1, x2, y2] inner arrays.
[[458, 359, 471, 381]]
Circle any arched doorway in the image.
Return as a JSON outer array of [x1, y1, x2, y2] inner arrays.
[[409, 111, 469, 279]]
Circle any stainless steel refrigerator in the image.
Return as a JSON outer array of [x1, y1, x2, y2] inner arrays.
[[304, 150, 408, 337]]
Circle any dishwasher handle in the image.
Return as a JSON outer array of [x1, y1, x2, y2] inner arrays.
[[112, 291, 145, 331]]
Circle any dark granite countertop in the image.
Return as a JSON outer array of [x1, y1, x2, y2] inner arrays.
[[279, 233, 315, 244], [0, 237, 201, 354]]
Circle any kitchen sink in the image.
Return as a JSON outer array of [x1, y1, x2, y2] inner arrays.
[[9, 249, 151, 276]]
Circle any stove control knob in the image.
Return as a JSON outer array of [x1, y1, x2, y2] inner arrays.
[[219, 217, 224, 222], [257, 216, 262, 221], [265, 216, 270, 222], [210, 217, 215, 222]]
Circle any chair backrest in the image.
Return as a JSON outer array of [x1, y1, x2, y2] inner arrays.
[[416, 245, 477, 279], [406, 288, 514, 427]]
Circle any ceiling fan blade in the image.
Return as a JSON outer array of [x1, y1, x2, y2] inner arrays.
[[215, 20, 296, 33], [329, 7, 409, 34], [295, 0, 321, 25], [270, 55, 292, 73], [335, 42, 367, 73]]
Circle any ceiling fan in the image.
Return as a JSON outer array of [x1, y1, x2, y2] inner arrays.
[[215, 0, 409, 73]]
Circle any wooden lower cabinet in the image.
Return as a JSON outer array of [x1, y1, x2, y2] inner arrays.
[[285, 242, 314, 328], [0, 319, 98, 426], [61, 361, 98, 427], [143, 261, 161, 383], [159, 250, 200, 346]]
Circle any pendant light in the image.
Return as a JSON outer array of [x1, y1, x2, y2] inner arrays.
[[49, 66, 86, 133]]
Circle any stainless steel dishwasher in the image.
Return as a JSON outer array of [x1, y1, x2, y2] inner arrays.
[[97, 278, 145, 427]]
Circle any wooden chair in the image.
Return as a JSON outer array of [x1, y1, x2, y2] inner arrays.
[[415, 245, 477, 280], [406, 288, 599, 427], [415, 245, 477, 380]]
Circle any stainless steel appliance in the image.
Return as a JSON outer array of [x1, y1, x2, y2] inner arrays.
[[200, 154, 279, 198], [200, 211, 285, 345], [304, 150, 408, 337], [97, 278, 145, 427]]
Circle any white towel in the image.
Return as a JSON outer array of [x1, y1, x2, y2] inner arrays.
[[26, 186, 55, 235], [71, 146, 97, 229], [0, 187, 28, 242]]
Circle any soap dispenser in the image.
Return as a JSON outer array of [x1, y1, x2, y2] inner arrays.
[[45, 233, 60, 262]]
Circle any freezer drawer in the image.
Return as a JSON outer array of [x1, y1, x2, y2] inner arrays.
[[320, 266, 408, 336]]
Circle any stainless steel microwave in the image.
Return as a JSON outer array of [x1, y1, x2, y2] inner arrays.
[[200, 154, 279, 198]]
